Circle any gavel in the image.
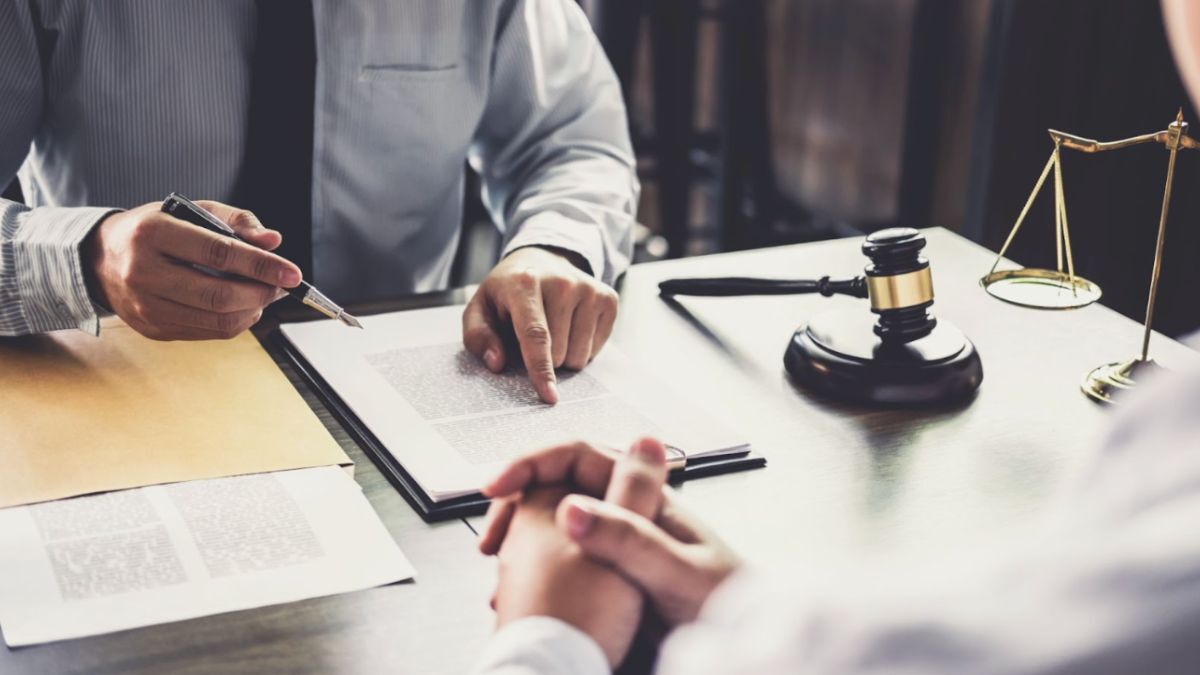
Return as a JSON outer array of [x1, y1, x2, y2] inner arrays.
[[659, 228, 983, 406]]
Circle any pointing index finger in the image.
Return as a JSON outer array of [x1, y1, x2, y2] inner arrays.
[[504, 284, 559, 404]]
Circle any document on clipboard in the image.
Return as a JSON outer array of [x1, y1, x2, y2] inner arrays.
[[278, 306, 762, 519]]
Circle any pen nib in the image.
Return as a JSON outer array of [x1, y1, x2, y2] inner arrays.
[[339, 312, 364, 329]]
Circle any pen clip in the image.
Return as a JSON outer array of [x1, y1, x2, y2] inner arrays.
[[162, 192, 239, 238], [664, 444, 688, 471]]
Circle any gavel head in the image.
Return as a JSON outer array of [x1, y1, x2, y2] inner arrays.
[[861, 228, 936, 343], [786, 227, 981, 405]]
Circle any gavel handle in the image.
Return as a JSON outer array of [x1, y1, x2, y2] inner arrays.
[[658, 276, 869, 299]]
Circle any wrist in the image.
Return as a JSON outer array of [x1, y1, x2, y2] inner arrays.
[[509, 244, 593, 276], [82, 211, 118, 311]]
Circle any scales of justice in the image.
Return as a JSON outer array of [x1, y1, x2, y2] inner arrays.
[[981, 110, 1197, 404]]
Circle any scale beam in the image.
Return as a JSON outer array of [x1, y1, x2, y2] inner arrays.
[[1048, 110, 1200, 153]]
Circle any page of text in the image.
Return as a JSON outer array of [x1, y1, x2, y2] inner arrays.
[[0, 467, 412, 647]]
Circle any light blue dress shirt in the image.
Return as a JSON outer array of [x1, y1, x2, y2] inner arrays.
[[0, 0, 638, 336]]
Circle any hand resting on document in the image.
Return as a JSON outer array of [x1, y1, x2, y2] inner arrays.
[[481, 438, 742, 653], [462, 246, 620, 405]]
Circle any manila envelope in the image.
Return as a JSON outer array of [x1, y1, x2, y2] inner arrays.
[[0, 319, 350, 508]]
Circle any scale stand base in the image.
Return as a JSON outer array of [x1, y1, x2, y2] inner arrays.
[[784, 310, 984, 406], [1081, 357, 1163, 404]]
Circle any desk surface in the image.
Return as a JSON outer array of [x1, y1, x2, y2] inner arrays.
[[4, 228, 1195, 674]]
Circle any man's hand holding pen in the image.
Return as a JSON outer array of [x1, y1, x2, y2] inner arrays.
[[84, 200, 301, 341]]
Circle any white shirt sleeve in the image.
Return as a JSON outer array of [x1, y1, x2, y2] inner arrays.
[[472, 616, 611, 675], [470, 0, 638, 285], [657, 363, 1200, 675]]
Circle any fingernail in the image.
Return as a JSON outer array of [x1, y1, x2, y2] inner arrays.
[[279, 268, 301, 286], [631, 438, 665, 463], [484, 348, 500, 370], [565, 501, 594, 538], [545, 380, 559, 404]]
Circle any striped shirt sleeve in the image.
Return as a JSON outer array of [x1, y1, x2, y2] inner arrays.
[[0, 0, 111, 337], [1, 202, 115, 336]]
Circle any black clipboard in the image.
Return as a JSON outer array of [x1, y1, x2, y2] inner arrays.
[[273, 329, 766, 522]]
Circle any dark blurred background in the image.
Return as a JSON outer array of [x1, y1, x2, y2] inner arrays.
[[6, 0, 1198, 337], [567, 0, 1200, 339]]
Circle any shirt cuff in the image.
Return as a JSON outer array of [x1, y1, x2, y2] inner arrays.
[[503, 212, 607, 283], [12, 206, 116, 336], [472, 616, 610, 675]]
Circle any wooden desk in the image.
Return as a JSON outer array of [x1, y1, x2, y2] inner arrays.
[[4, 228, 1195, 673]]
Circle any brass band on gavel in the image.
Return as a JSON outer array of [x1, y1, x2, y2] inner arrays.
[[867, 268, 934, 312]]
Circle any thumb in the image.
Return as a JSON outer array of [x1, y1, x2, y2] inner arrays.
[[604, 437, 668, 519], [462, 295, 506, 372], [557, 494, 688, 596]]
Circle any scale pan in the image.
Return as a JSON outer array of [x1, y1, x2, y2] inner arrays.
[[980, 268, 1102, 309]]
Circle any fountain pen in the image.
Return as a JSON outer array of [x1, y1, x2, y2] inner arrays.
[[161, 192, 363, 328]]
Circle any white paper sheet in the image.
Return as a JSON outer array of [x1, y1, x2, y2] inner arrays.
[[280, 305, 749, 501], [0, 466, 413, 647]]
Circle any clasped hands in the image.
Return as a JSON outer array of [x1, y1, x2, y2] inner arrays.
[[85, 200, 617, 402], [478, 438, 741, 668]]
